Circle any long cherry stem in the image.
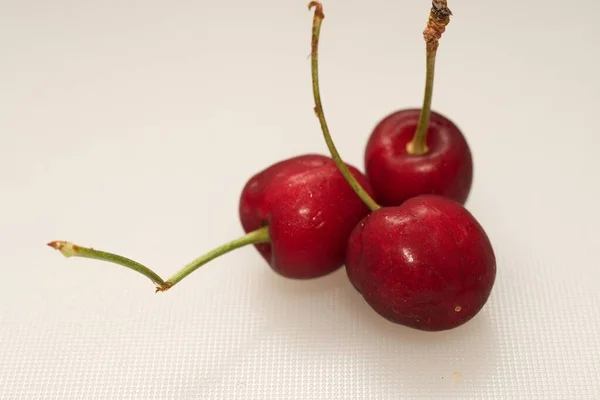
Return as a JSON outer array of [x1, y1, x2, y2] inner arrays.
[[48, 226, 270, 292], [308, 1, 379, 212], [406, 0, 452, 156]]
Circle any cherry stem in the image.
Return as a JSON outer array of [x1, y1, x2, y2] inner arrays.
[[161, 225, 270, 290], [47, 240, 167, 290], [47, 226, 271, 293], [406, 0, 452, 156], [308, 1, 380, 212]]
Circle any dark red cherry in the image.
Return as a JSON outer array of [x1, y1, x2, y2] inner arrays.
[[346, 194, 496, 331], [365, 109, 473, 206], [240, 154, 374, 279]]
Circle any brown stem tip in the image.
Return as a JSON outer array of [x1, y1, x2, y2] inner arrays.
[[47, 241, 63, 250], [47, 241, 79, 257], [424, 0, 452, 52], [308, 1, 324, 18]]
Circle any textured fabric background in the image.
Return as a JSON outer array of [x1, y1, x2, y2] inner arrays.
[[1, 0, 599, 399]]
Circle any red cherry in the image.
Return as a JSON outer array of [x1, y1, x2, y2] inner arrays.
[[365, 108, 473, 206], [345, 195, 496, 331], [239, 154, 374, 279]]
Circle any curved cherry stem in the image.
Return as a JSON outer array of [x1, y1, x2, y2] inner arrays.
[[48, 226, 271, 292], [308, 1, 380, 212], [407, 0, 452, 155], [48, 240, 167, 290]]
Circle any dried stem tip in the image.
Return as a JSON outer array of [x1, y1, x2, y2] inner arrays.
[[47, 241, 79, 257], [424, 0, 452, 52], [308, 1, 324, 18], [155, 282, 174, 293]]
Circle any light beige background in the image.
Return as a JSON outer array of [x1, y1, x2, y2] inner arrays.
[[1, 0, 599, 399]]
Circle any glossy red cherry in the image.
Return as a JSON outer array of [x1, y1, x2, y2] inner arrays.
[[239, 154, 374, 279], [345, 194, 496, 331], [363, 0, 472, 206], [365, 108, 473, 206]]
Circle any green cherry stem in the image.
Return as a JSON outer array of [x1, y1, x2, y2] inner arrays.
[[308, 1, 380, 212], [47, 240, 167, 290], [48, 226, 270, 292], [406, 0, 452, 155], [161, 226, 270, 291]]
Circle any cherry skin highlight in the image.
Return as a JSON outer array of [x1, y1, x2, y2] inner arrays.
[[365, 109, 473, 206], [345, 194, 496, 331], [239, 154, 374, 279]]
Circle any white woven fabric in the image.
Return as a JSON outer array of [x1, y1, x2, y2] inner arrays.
[[1, 0, 599, 399]]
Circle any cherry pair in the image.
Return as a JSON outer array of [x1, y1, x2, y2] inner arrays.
[[49, 1, 495, 332], [308, 1, 494, 331]]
